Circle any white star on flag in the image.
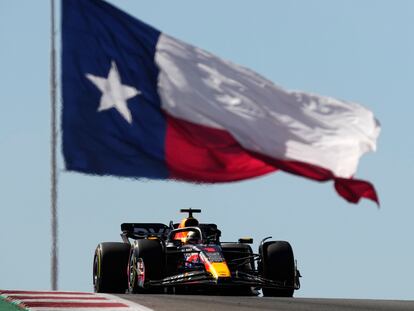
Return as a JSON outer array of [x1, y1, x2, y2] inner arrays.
[[86, 61, 140, 124]]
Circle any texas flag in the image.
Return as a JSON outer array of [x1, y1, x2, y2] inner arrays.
[[62, 0, 380, 204]]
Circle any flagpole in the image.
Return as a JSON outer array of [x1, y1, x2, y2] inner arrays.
[[50, 0, 59, 291]]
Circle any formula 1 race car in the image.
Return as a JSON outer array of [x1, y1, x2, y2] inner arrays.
[[93, 209, 301, 297]]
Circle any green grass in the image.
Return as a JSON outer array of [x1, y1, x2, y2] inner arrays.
[[0, 297, 25, 310]]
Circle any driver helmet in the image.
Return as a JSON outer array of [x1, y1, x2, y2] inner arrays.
[[182, 217, 199, 227], [184, 230, 200, 244], [175, 217, 200, 242]]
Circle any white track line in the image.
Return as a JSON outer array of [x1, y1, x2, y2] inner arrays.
[[1, 290, 154, 311]]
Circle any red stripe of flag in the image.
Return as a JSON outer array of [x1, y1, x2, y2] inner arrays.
[[165, 115, 378, 204]]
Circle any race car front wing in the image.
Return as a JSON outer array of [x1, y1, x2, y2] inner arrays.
[[148, 270, 300, 290]]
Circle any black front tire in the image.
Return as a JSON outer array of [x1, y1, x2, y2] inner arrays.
[[260, 241, 295, 297], [93, 242, 130, 293]]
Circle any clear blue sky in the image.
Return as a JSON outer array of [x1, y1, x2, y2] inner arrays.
[[1, 0, 413, 300]]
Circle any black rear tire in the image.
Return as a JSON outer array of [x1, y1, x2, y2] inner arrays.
[[93, 242, 130, 293], [128, 239, 163, 293], [260, 241, 295, 297]]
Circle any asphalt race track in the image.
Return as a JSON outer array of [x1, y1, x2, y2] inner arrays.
[[118, 294, 414, 311]]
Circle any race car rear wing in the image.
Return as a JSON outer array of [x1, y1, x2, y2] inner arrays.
[[121, 223, 170, 242], [120, 222, 221, 244]]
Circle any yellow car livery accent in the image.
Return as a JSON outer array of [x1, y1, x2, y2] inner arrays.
[[206, 262, 231, 279]]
